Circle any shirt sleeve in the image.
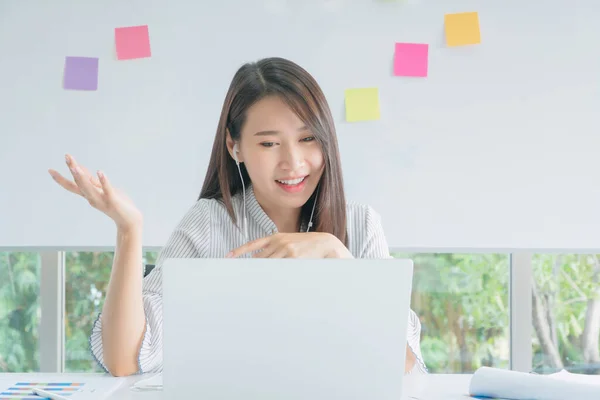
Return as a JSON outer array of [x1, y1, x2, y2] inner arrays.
[[89, 200, 211, 375], [360, 206, 428, 375]]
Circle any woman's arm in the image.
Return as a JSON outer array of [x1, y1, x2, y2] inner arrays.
[[97, 226, 146, 377], [406, 309, 428, 374], [48, 156, 148, 377], [405, 344, 416, 372], [90, 200, 210, 376]]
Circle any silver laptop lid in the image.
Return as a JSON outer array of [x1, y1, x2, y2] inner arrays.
[[162, 258, 414, 400]]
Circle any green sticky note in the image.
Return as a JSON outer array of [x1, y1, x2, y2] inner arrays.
[[345, 88, 380, 122]]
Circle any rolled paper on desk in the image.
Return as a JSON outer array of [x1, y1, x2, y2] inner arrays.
[[469, 367, 600, 400]]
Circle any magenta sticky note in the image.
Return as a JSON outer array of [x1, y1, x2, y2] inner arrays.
[[115, 25, 151, 60], [394, 43, 428, 77], [63, 56, 99, 91]]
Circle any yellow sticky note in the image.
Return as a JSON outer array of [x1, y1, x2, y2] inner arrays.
[[345, 88, 380, 122], [444, 12, 481, 46]]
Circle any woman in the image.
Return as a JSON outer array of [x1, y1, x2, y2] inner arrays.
[[49, 57, 427, 377]]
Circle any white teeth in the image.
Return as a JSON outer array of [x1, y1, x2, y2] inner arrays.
[[277, 177, 305, 185]]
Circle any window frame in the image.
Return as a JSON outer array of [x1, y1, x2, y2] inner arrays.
[[21, 249, 536, 373]]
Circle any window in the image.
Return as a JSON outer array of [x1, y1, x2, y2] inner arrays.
[[532, 254, 600, 374], [0, 252, 41, 372], [64, 251, 158, 372], [10, 249, 599, 374], [392, 253, 510, 373]]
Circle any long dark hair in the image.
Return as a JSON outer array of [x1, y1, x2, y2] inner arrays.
[[199, 57, 347, 245]]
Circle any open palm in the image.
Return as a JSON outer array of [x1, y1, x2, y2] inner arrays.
[[49, 154, 143, 230]]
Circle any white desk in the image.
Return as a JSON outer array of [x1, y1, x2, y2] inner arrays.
[[0, 373, 474, 400]]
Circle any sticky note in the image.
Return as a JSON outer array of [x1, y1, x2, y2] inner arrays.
[[444, 12, 480, 46], [63, 57, 99, 91], [115, 25, 151, 60], [345, 88, 380, 122], [394, 43, 428, 77]]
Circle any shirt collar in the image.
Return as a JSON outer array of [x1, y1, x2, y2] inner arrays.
[[244, 184, 278, 235]]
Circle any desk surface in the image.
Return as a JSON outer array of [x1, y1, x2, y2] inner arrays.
[[0, 373, 474, 400]]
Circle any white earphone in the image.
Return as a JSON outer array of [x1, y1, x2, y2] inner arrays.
[[232, 143, 249, 240], [232, 142, 318, 243], [232, 143, 240, 164]]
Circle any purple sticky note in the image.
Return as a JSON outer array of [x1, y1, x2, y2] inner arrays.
[[63, 56, 99, 91], [394, 43, 429, 77]]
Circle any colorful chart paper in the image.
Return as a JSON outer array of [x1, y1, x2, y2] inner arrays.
[[0, 381, 85, 399]]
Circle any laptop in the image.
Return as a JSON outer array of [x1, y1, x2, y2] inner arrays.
[[161, 258, 414, 400]]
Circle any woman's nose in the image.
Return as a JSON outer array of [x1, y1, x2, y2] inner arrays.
[[280, 146, 305, 170]]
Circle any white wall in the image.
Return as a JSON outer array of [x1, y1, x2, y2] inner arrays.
[[2, 0, 599, 249]]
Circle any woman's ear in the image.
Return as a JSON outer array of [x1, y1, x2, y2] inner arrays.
[[225, 129, 243, 163]]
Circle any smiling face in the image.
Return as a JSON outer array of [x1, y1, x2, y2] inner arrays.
[[203, 57, 348, 242], [230, 95, 325, 214]]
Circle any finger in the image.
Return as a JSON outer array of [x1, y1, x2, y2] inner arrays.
[[268, 248, 291, 258], [79, 165, 102, 188], [227, 236, 272, 258], [227, 238, 270, 258], [68, 164, 92, 196], [97, 170, 114, 198], [252, 244, 278, 258], [48, 169, 83, 196], [67, 157, 94, 191], [251, 242, 289, 258], [67, 158, 103, 203]]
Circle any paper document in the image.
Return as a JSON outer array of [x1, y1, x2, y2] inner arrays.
[[549, 369, 600, 386], [469, 367, 600, 400]]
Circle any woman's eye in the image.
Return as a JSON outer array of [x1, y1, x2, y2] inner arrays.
[[301, 137, 315, 142], [260, 142, 275, 147]]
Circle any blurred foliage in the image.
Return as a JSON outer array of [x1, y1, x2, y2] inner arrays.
[[64, 251, 158, 372], [531, 254, 600, 374], [1, 251, 598, 374], [394, 253, 510, 373], [0, 251, 157, 372], [0, 252, 40, 372]]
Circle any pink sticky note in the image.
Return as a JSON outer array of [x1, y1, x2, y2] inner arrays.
[[394, 43, 428, 77], [115, 25, 151, 60]]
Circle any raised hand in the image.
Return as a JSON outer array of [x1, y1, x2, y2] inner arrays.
[[49, 154, 143, 231]]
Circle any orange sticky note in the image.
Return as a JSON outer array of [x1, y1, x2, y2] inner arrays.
[[444, 12, 480, 46], [115, 25, 151, 60]]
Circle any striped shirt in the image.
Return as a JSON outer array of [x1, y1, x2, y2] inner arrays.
[[90, 185, 428, 375]]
